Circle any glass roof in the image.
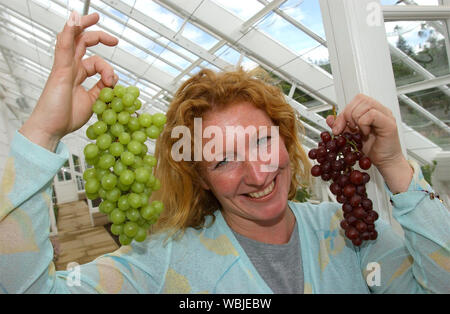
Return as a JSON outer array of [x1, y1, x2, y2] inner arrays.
[[0, 0, 449, 164]]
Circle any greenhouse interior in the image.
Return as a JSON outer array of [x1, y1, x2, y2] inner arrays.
[[0, 0, 449, 290]]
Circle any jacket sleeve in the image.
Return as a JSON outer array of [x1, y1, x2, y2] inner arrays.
[[358, 160, 450, 293], [0, 132, 167, 293]]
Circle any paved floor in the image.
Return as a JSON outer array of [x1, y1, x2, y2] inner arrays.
[[52, 200, 119, 271]]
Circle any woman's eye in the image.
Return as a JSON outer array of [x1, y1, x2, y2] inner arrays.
[[215, 158, 228, 169], [257, 136, 271, 146]]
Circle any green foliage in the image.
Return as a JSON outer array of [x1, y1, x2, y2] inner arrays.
[[421, 160, 437, 187], [294, 186, 311, 203]]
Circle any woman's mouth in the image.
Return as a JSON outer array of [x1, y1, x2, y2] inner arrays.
[[244, 176, 277, 200]]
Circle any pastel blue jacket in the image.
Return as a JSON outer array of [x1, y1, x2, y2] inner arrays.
[[0, 132, 449, 293]]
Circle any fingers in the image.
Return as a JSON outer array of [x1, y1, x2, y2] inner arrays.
[[88, 74, 119, 101], [82, 55, 116, 87], [54, 12, 100, 68], [75, 31, 119, 60], [330, 94, 393, 136]]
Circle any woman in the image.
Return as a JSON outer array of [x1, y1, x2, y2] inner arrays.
[[0, 12, 449, 293]]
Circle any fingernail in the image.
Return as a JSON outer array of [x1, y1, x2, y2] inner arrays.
[[67, 10, 80, 27]]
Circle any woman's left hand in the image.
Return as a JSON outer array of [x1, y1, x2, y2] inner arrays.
[[326, 94, 413, 193]]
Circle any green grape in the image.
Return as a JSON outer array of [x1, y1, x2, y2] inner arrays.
[[131, 181, 145, 194], [143, 155, 157, 167], [98, 187, 108, 199], [86, 192, 99, 200], [120, 169, 135, 185], [146, 174, 156, 188], [131, 156, 144, 170], [117, 195, 130, 211], [98, 154, 115, 170], [152, 178, 161, 191], [93, 121, 108, 135], [84, 143, 99, 159], [111, 223, 124, 236], [122, 93, 136, 107], [101, 173, 117, 191], [123, 221, 138, 238], [134, 227, 147, 242], [110, 209, 126, 224], [140, 144, 148, 156], [92, 100, 107, 114], [85, 179, 100, 194], [117, 111, 130, 125], [128, 193, 141, 209], [120, 151, 135, 166], [127, 117, 140, 131], [99, 200, 115, 214], [152, 113, 167, 128], [106, 187, 121, 202], [113, 160, 126, 176], [137, 217, 147, 227], [99, 87, 114, 103], [135, 167, 150, 183], [151, 200, 164, 214], [110, 97, 124, 112], [126, 86, 140, 98], [117, 181, 131, 192], [86, 125, 98, 140], [134, 99, 142, 111], [132, 130, 147, 143], [119, 233, 132, 246], [138, 113, 152, 128], [125, 105, 137, 114], [118, 132, 131, 145], [140, 193, 149, 206], [95, 168, 109, 181], [96, 133, 112, 150], [146, 125, 161, 139], [127, 140, 142, 155], [126, 208, 141, 222], [140, 204, 156, 220], [109, 142, 124, 157], [113, 84, 126, 98], [110, 123, 125, 137], [102, 109, 117, 125], [83, 168, 97, 181]]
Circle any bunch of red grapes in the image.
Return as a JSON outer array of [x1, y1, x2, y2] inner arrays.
[[308, 131, 379, 246]]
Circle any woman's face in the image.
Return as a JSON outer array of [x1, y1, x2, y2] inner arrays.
[[199, 101, 291, 227]]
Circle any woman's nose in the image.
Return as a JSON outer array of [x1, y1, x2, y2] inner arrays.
[[243, 160, 268, 187]]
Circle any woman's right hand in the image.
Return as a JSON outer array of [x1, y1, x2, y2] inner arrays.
[[19, 11, 119, 151]]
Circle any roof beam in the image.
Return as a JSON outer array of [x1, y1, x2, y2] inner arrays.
[[241, 0, 287, 33], [383, 5, 450, 21], [397, 74, 450, 95], [399, 94, 450, 135]]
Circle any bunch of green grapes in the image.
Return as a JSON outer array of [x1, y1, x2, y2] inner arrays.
[[82, 85, 166, 246]]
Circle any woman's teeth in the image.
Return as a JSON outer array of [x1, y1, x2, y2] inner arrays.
[[248, 180, 275, 199]]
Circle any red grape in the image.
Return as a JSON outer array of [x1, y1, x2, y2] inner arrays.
[[359, 156, 372, 170], [321, 131, 332, 143], [307, 130, 377, 245]]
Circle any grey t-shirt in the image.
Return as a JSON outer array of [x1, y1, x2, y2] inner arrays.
[[232, 222, 304, 294]]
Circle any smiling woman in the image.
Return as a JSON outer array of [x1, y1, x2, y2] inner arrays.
[[151, 68, 311, 241]]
